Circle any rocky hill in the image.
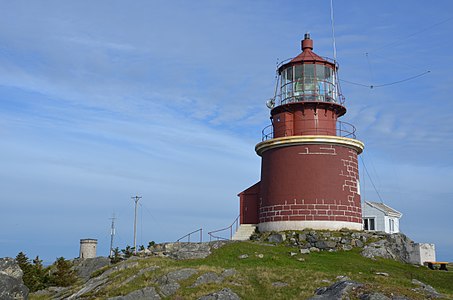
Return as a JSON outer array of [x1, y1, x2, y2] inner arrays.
[[4, 231, 453, 300]]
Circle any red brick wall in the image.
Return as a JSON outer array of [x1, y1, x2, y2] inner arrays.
[[271, 102, 345, 138], [259, 144, 361, 224]]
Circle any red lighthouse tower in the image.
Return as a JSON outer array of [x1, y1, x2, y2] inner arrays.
[[239, 34, 364, 232]]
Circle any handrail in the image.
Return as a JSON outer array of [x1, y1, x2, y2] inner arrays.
[[208, 215, 240, 242], [261, 120, 357, 141], [176, 228, 203, 243]]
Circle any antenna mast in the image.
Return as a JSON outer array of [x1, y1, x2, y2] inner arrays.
[[109, 214, 116, 257], [330, 0, 337, 62], [131, 195, 142, 254]]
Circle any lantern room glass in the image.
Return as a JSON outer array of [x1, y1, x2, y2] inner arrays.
[[280, 64, 337, 104]]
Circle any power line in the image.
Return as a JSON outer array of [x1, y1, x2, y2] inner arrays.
[[340, 70, 430, 89], [372, 70, 431, 88], [368, 16, 453, 53], [360, 156, 384, 203]]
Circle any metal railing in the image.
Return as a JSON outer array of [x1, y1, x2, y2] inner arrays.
[[261, 120, 356, 141], [207, 215, 240, 242], [176, 228, 203, 243]]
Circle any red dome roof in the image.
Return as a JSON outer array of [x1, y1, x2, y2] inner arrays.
[[278, 33, 335, 73]]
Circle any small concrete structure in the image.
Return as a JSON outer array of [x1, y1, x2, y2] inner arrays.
[[79, 238, 97, 259], [411, 243, 436, 265], [362, 201, 402, 234], [232, 224, 257, 241]]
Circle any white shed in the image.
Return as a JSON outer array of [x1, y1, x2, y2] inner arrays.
[[362, 201, 402, 234]]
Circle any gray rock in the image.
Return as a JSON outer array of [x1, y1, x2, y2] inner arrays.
[[361, 233, 423, 264], [342, 245, 353, 251], [309, 280, 363, 299], [211, 241, 230, 250], [268, 233, 286, 243], [0, 258, 29, 300], [340, 238, 350, 244], [411, 279, 442, 298], [307, 233, 318, 244], [158, 268, 197, 284], [159, 282, 180, 297], [73, 256, 110, 281], [290, 252, 298, 256], [335, 275, 350, 281], [192, 272, 223, 287], [359, 293, 390, 300], [221, 269, 236, 278], [362, 240, 396, 261], [256, 253, 264, 258], [238, 254, 248, 259], [0, 274, 29, 300], [67, 260, 142, 299], [354, 240, 364, 248], [155, 268, 197, 296], [0, 258, 23, 279], [163, 243, 212, 260], [315, 240, 337, 250], [108, 287, 161, 300], [309, 247, 320, 252], [272, 281, 288, 287], [108, 261, 139, 274], [375, 272, 389, 277], [299, 233, 307, 241], [198, 288, 241, 300], [67, 277, 108, 299], [300, 248, 310, 254], [32, 286, 70, 300]]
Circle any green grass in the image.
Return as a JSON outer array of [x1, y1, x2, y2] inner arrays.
[[30, 241, 453, 300]]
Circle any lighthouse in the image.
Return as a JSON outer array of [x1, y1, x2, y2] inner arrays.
[[238, 33, 364, 233]]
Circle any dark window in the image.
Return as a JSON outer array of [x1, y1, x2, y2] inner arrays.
[[363, 218, 375, 231]]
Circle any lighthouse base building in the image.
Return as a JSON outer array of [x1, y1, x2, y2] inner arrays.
[[238, 33, 364, 233], [240, 136, 363, 232]]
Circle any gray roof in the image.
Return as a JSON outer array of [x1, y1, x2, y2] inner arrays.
[[364, 201, 402, 218]]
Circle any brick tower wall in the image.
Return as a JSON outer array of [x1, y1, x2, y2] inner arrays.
[[259, 144, 361, 229]]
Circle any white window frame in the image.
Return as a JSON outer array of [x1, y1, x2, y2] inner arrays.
[[389, 218, 395, 233], [363, 217, 376, 231]]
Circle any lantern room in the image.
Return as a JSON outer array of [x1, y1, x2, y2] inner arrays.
[[278, 33, 339, 105], [265, 33, 349, 139]]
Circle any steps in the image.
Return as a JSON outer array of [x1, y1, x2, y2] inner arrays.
[[232, 224, 257, 241]]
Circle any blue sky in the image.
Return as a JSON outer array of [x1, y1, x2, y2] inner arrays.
[[1, 0, 452, 263]]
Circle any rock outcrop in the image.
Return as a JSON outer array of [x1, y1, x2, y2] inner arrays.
[[108, 287, 161, 300], [309, 279, 363, 299], [309, 277, 443, 300], [147, 241, 229, 260], [198, 288, 241, 300], [259, 230, 428, 265], [361, 233, 427, 264], [0, 257, 29, 300], [73, 256, 110, 281]]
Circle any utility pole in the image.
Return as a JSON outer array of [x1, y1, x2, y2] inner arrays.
[[109, 214, 116, 257], [131, 195, 142, 254]]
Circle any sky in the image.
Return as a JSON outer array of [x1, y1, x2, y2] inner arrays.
[[1, 0, 452, 263]]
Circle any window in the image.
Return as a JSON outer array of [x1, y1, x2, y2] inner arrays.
[[363, 218, 375, 231], [389, 219, 395, 232]]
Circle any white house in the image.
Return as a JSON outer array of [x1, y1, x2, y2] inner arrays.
[[362, 201, 402, 234]]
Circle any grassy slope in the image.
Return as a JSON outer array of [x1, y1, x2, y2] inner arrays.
[[31, 241, 453, 300]]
